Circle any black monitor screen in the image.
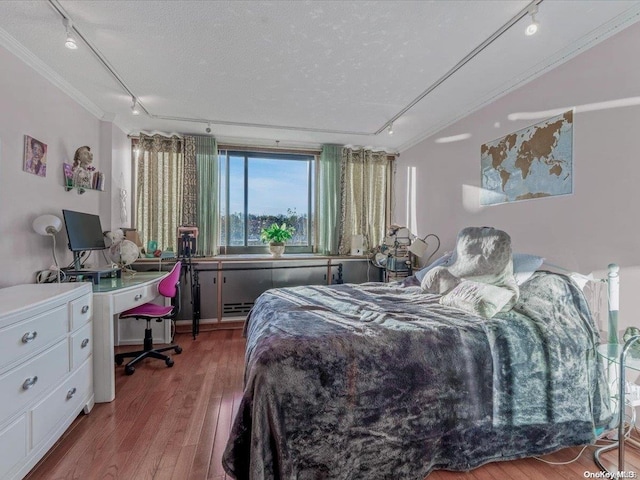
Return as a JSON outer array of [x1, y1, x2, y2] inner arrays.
[[62, 209, 106, 251]]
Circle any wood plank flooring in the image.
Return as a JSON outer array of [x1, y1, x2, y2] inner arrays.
[[25, 329, 638, 479]]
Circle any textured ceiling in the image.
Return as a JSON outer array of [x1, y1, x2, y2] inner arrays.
[[0, 0, 639, 152]]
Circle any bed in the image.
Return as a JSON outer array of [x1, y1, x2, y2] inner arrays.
[[222, 228, 613, 479]]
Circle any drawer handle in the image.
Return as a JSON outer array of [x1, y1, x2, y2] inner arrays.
[[81, 305, 90, 314], [134, 294, 143, 301], [81, 338, 90, 348], [22, 376, 38, 390], [21, 331, 38, 343], [67, 387, 77, 400]]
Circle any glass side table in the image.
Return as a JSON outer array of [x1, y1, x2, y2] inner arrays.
[[596, 337, 640, 473]]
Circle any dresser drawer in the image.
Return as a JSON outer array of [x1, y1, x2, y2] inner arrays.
[[0, 415, 27, 480], [0, 341, 68, 425], [31, 358, 92, 448], [70, 294, 92, 330], [71, 322, 92, 369], [113, 285, 155, 313], [0, 305, 67, 371]]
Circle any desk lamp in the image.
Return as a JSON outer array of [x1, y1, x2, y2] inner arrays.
[[408, 233, 441, 266], [33, 214, 63, 283]]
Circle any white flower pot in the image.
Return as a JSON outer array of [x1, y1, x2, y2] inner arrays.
[[269, 243, 285, 258]]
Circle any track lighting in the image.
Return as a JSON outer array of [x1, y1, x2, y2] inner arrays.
[[387, 123, 394, 135], [525, 5, 539, 36], [63, 18, 78, 50], [131, 98, 140, 115]]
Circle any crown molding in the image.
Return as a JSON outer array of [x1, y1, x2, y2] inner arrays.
[[0, 27, 105, 120]]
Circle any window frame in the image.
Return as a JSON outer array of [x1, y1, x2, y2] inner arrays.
[[219, 149, 316, 254]]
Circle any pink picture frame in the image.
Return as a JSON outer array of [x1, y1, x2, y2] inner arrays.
[[23, 135, 47, 177]]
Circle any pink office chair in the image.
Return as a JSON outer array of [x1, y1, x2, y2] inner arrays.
[[115, 260, 183, 375]]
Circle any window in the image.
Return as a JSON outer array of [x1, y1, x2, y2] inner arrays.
[[218, 150, 315, 253]]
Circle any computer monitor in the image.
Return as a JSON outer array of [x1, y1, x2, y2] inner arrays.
[[62, 209, 106, 270]]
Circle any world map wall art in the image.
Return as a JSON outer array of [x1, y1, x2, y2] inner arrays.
[[480, 110, 573, 206]]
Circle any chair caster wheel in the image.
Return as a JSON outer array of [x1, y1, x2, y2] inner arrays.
[[166, 358, 174, 367], [115, 357, 123, 366], [174, 346, 183, 354], [125, 365, 135, 375]]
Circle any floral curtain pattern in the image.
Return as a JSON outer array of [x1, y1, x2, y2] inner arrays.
[[135, 133, 184, 252], [338, 148, 392, 255], [182, 136, 197, 226]]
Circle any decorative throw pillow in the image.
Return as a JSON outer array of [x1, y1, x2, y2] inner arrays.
[[421, 266, 461, 295], [440, 280, 516, 318], [415, 252, 454, 282], [513, 253, 545, 285]]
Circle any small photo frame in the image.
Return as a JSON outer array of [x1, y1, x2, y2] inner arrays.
[[23, 135, 47, 177], [63, 162, 74, 189]]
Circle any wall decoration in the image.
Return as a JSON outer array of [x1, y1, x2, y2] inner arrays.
[[23, 135, 47, 177], [480, 110, 573, 205]]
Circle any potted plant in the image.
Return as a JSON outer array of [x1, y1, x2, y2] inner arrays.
[[260, 223, 295, 258]]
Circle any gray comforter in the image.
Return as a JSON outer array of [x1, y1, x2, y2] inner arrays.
[[222, 272, 612, 479]]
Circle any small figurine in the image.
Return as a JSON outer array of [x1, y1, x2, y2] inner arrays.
[[72, 145, 94, 193]]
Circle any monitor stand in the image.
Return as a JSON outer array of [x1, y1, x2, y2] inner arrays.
[[63, 267, 122, 285]]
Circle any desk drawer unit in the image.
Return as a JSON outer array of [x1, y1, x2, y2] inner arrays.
[[0, 283, 94, 480], [113, 284, 155, 313]]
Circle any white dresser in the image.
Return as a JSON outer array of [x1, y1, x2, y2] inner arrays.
[[0, 283, 94, 480]]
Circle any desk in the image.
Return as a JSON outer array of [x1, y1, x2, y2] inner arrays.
[[92, 271, 168, 403]]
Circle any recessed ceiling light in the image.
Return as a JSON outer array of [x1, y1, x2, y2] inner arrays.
[[387, 123, 394, 135]]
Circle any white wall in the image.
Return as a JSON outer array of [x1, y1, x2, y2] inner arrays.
[[395, 20, 640, 275], [0, 45, 128, 287], [394, 21, 640, 333]]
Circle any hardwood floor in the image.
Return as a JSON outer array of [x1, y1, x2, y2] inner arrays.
[[25, 329, 638, 479]]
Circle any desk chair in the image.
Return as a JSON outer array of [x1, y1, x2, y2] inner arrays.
[[115, 261, 183, 375]]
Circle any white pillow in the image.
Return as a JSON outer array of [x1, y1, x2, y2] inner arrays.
[[440, 280, 516, 318], [512, 253, 544, 285], [415, 252, 454, 282]]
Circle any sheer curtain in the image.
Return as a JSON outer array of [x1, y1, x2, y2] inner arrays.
[[194, 136, 219, 256], [338, 148, 393, 255], [317, 145, 342, 255], [135, 134, 184, 251]]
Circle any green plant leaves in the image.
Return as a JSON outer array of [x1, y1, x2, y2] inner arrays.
[[260, 223, 295, 244]]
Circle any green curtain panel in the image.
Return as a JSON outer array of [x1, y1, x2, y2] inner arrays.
[[317, 145, 342, 255], [195, 136, 219, 256]]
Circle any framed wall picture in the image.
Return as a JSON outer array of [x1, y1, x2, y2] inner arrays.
[[23, 135, 47, 177], [480, 110, 573, 205]]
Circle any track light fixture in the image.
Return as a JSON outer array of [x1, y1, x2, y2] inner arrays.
[[63, 18, 78, 50], [387, 123, 394, 135], [131, 98, 140, 115], [525, 5, 539, 36]]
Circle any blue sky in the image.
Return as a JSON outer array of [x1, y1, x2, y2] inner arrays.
[[228, 156, 310, 216]]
